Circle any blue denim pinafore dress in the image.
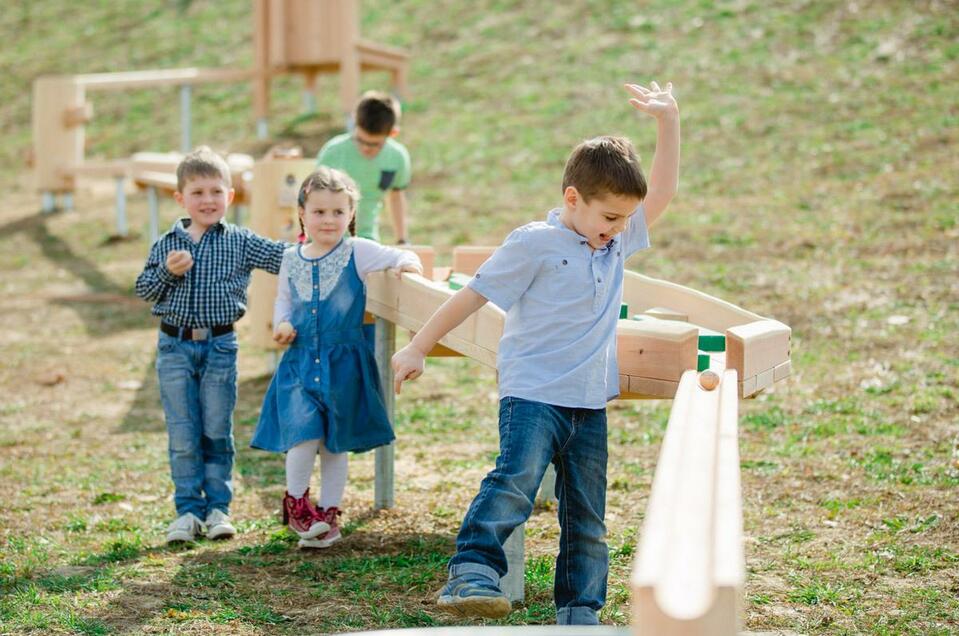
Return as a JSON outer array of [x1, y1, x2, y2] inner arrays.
[[251, 240, 394, 454]]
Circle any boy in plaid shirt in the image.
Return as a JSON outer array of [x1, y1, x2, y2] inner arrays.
[[135, 147, 287, 543]]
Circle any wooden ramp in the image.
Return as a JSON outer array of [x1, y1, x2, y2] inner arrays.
[[631, 370, 743, 635], [363, 268, 790, 400]]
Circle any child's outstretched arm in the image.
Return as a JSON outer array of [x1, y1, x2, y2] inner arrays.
[[625, 82, 680, 226], [353, 238, 422, 279], [391, 287, 488, 394]]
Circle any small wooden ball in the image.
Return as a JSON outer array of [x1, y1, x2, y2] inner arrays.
[[698, 370, 720, 391]]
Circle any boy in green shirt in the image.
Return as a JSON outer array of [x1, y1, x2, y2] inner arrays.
[[316, 91, 411, 244]]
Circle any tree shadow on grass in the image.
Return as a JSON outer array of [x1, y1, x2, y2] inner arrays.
[[0, 211, 154, 337]]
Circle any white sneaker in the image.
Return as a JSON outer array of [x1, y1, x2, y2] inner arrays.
[[205, 509, 236, 540], [166, 513, 205, 544]]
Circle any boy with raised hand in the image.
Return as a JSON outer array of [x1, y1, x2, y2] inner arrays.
[[135, 147, 287, 544], [391, 82, 680, 625], [317, 90, 412, 244]]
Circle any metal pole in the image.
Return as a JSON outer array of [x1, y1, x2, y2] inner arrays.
[[501, 525, 525, 603], [41, 192, 56, 214], [374, 318, 396, 509], [536, 464, 558, 504], [114, 177, 128, 237], [180, 84, 191, 153], [302, 90, 317, 114], [147, 186, 159, 244]]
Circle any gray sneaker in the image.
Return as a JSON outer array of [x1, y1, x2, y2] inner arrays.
[[437, 575, 512, 619], [166, 513, 204, 544], [205, 509, 236, 540]]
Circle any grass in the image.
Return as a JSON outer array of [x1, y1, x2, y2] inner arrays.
[[0, 0, 957, 634]]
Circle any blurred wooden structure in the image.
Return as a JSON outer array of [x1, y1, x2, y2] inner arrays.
[[253, 0, 409, 126], [32, 0, 409, 215]]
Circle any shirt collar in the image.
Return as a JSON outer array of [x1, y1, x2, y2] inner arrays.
[[173, 217, 225, 237]]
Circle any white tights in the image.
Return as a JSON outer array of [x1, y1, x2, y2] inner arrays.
[[285, 439, 348, 509]]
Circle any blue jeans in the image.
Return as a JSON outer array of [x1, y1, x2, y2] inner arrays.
[[156, 331, 238, 518], [449, 397, 609, 625]]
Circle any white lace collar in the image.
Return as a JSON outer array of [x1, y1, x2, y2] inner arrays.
[[285, 239, 354, 301]]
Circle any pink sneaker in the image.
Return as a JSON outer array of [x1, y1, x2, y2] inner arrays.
[[282, 490, 329, 539], [299, 506, 342, 549]]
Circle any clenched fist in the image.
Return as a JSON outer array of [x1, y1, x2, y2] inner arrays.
[[166, 250, 194, 276]]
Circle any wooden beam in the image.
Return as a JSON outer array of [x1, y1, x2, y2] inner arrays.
[[452, 245, 497, 276], [632, 369, 743, 635], [725, 320, 791, 386]]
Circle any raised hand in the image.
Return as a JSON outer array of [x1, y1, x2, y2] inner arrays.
[[166, 250, 194, 276], [625, 81, 678, 119]]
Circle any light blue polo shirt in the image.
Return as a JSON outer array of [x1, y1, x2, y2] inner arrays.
[[468, 207, 650, 409]]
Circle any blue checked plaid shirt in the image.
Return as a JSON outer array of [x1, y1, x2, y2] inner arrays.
[[135, 218, 287, 328]]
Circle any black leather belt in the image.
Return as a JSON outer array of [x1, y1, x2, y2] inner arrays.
[[161, 322, 234, 341]]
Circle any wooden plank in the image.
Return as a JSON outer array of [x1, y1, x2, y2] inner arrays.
[[623, 270, 763, 334], [632, 369, 743, 635], [73, 67, 255, 91], [643, 306, 689, 322], [739, 375, 758, 399], [725, 320, 791, 381], [755, 368, 775, 393], [773, 359, 792, 382], [616, 319, 699, 381], [402, 245, 435, 281], [62, 160, 130, 178], [133, 170, 177, 192], [452, 245, 497, 276], [628, 375, 680, 399]]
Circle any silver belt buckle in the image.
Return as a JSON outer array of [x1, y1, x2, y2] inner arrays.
[[191, 328, 209, 341]]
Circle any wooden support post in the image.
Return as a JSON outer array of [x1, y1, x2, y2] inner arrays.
[[374, 316, 395, 510], [248, 157, 318, 349], [33, 76, 85, 197], [501, 524, 524, 603], [252, 0, 271, 137], [536, 464, 557, 504]]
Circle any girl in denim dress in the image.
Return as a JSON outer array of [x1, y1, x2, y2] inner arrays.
[[251, 167, 421, 547]]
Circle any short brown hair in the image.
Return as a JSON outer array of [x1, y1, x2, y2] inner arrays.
[[354, 90, 401, 135], [562, 136, 646, 202], [176, 146, 231, 192]]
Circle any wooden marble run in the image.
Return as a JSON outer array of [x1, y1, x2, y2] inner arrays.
[[31, 0, 408, 214], [358, 249, 790, 400]]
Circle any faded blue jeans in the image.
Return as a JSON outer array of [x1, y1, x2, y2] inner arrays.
[[449, 397, 609, 625], [156, 330, 238, 518]]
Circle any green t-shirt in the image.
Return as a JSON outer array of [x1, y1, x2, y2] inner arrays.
[[316, 133, 411, 241]]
